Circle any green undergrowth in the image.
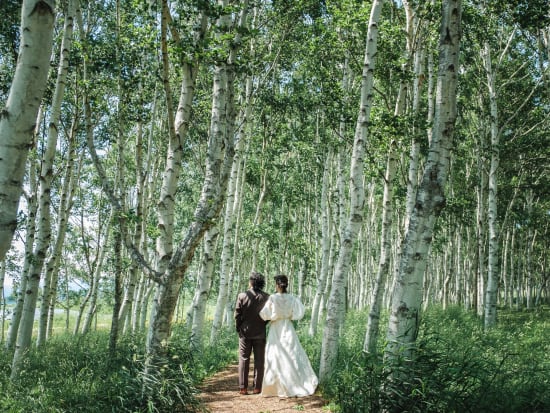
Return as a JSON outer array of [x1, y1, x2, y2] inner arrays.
[[1, 307, 547, 413], [0, 325, 238, 413], [321, 306, 550, 413]]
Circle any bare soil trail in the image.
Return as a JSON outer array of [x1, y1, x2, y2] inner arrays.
[[199, 364, 332, 413]]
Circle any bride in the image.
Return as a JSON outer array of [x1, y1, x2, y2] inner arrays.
[[259, 274, 318, 397]]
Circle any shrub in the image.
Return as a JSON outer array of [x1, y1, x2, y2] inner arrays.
[[322, 306, 550, 413], [0, 325, 239, 413]]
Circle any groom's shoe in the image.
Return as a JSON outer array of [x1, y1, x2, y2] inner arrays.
[[239, 388, 248, 395], [253, 388, 261, 394]]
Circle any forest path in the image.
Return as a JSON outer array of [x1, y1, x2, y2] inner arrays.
[[198, 363, 332, 413]]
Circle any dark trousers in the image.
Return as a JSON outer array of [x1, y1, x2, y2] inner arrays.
[[238, 336, 266, 390]]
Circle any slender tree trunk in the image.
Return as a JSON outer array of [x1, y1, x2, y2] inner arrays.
[[483, 37, 500, 329], [81, 211, 112, 335], [5, 163, 38, 350], [309, 152, 332, 336], [35, 0, 77, 346], [189, 226, 220, 347], [251, 166, 268, 270], [145, 0, 208, 347], [0, 0, 55, 262], [72, 204, 105, 335], [384, 0, 461, 381], [110, 216, 123, 354], [119, 121, 146, 335], [44, 126, 80, 340], [146, 0, 245, 369], [319, 0, 385, 383], [0, 261, 6, 343], [132, 103, 158, 333], [210, 134, 246, 343], [364, 142, 397, 353], [476, 131, 488, 315]]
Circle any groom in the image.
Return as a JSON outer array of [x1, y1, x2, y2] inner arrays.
[[234, 271, 270, 395]]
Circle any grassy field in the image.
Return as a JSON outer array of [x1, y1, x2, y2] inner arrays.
[[0, 306, 548, 412]]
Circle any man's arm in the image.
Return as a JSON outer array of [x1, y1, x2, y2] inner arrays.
[[234, 294, 243, 332]]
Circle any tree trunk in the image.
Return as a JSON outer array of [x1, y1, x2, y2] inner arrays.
[[364, 142, 397, 353], [384, 0, 461, 377], [483, 38, 500, 329], [210, 133, 245, 343], [119, 121, 146, 335], [146, 0, 245, 369], [35, 0, 77, 346], [309, 152, 332, 336], [319, 0, 385, 383], [44, 126, 79, 340], [5, 163, 38, 350], [189, 226, 220, 347], [0, 261, 6, 343], [81, 211, 112, 335], [476, 130, 488, 316], [0, 0, 55, 262]]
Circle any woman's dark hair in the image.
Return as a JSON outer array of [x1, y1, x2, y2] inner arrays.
[[274, 274, 288, 293], [249, 272, 265, 291]]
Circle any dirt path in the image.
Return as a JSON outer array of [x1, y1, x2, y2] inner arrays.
[[199, 364, 332, 413]]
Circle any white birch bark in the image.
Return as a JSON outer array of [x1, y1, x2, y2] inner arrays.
[[0, 261, 6, 342], [145, 0, 208, 344], [43, 127, 80, 341], [222, 129, 249, 328], [403, 0, 427, 230], [12, 4, 77, 379], [476, 132, 488, 315], [119, 121, 146, 334], [482, 38, 500, 329], [189, 225, 219, 347], [0, 0, 55, 262], [320, 148, 345, 317], [319, 0, 385, 382], [251, 166, 268, 270], [385, 0, 461, 368], [205, 0, 232, 341], [34, 0, 77, 346], [364, 142, 397, 353], [210, 135, 245, 343], [5, 163, 38, 350], [132, 101, 158, 333], [81, 213, 112, 335], [308, 152, 332, 336], [146, 1, 246, 366]]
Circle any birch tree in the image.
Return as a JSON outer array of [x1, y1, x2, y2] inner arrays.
[[364, 142, 396, 353], [145, 0, 248, 370], [4, 153, 38, 350], [385, 0, 462, 377], [309, 151, 333, 336], [189, 226, 219, 347], [319, 0, 385, 383], [12, 0, 76, 379], [481, 33, 500, 329], [0, 0, 55, 262], [35, 0, 78, 346]]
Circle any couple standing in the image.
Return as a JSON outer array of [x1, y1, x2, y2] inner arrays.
[[234, 272, 318, 397]]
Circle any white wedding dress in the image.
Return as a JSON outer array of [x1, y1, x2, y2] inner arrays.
[[259, 293, 318, 397]]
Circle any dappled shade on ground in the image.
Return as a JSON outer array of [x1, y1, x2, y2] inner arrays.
[[199, 364, 331, 412]]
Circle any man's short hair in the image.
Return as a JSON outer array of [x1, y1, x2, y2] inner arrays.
[[249, 272, 265, 291]]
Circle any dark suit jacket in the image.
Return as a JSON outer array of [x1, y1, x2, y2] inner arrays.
[[235, 288, 269, 339]]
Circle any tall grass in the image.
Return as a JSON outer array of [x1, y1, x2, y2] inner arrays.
[[321, 306, 550, 413], [1, 307, 547, 412], [0, 324, 238, 412]]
